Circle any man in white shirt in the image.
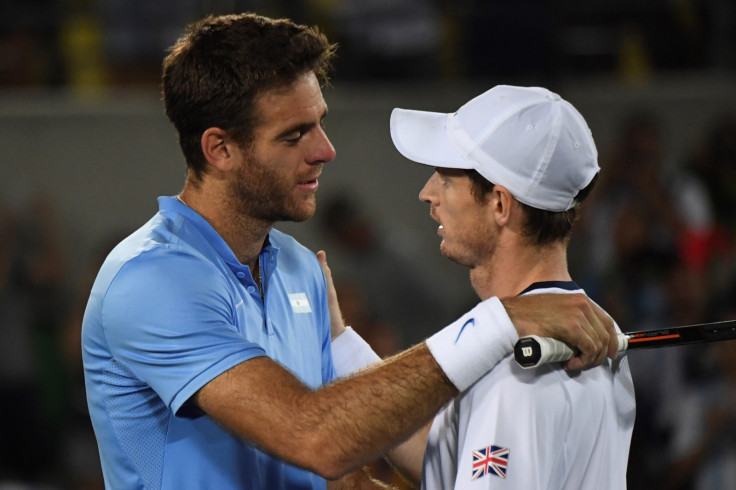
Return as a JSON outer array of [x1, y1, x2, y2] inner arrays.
[[328, 85, 635, 489]]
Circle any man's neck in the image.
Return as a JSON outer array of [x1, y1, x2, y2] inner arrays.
[[470, 240, 571, 300], [179, 185, 273, 269]]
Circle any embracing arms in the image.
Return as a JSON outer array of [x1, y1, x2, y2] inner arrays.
[[192, 252, 617, 481]]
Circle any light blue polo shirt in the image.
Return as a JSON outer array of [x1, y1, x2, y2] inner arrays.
[[82, 196, 335, 489]]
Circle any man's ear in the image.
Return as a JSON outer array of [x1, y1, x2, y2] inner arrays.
[[491, 185, 515, 226], [201, 127, 234, 172]]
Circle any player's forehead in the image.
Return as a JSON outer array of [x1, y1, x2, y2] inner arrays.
[[252, 72, 327, 134]]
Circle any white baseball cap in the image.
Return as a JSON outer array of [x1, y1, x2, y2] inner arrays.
[[390, 85, 599, 212]]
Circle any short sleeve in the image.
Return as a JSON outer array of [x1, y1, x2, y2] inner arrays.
[[102, 249, 266, 414], [454, 364, 568, 489]]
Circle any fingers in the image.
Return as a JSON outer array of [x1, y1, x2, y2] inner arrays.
[[317, 250, 347, 339], [563, 295, 613, 371], [591, 301, 618, 360], [502, 293, 613, 371], [316, 250, 328, 272], [317, 250, 336, 299]]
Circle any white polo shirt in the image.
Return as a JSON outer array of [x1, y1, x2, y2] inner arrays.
[[422, 281, 636, 489]]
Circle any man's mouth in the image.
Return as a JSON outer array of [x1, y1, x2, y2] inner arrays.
[[297, 176, 320, 192]]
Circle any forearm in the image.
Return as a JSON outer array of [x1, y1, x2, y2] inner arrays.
[[196, 344, 454, 479], [332, 327, 428, 485], [315, 345, 453, 476], [196, 293, 611, 479], [383, 421, 430, 485], [316, 299, 515, 478]]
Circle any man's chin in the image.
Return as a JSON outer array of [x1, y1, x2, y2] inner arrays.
[[295, 199, 318, 222], [287, 212, 314, 223], [440, 245, 457, 263], [276, 200, 317, 223], [440, 245, 472, 268]]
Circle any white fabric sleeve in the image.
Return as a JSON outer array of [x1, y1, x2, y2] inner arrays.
[[331, 327, 381, 377], [426, 297, 518, 392]]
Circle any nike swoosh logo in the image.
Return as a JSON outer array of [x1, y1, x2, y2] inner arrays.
[[455, 318, 475, 343]]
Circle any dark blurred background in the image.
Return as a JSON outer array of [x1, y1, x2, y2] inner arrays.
[[1, 1, 736, 489]]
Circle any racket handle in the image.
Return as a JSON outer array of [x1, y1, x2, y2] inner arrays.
[[514, 333, 628, 368]]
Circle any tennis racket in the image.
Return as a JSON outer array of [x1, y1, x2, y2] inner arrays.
[[514, 319, 736, 368]]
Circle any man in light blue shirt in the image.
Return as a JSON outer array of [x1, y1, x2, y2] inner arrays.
[[83, 197, 332, 488], [81, 12, 620, 490]]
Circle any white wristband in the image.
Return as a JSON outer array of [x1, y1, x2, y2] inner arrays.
[[426, 297, 518, 392], [331, 327, 381, 377]]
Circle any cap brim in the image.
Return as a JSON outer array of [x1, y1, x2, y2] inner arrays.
[[390, 108, 472, 170]]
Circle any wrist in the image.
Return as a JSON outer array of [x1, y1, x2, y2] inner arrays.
[[331, 314, 347, 341], [499, 296, 528, 337], [426, 297, 518, 392], [331, 327, 381, 377]]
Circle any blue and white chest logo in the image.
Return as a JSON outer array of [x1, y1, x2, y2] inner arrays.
[[288, 292, 312, 313]]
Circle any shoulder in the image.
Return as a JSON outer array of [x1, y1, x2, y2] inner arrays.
[[95, 217, 229, 307], [464, 357, 573, 411], [111, 229, 221, 284]]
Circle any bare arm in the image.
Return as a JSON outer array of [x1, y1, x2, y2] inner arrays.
[[196, 252, 617, 480], [194, 342, 455, 480], [382, 422, 430, 485]]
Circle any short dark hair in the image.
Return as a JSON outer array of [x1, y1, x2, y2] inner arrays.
[[465, 169, 599, 246], [162, 13, 336, 182]]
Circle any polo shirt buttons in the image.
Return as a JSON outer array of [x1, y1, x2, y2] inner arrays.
[[247, 286, 256, 294], [236, 271, 246, 279]]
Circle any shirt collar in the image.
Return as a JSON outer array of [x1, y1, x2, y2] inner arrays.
[[157, 196, 278, 269], [518, 280, 580, 296]]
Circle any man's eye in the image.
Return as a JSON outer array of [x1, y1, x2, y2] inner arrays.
[[284, 132, 302, 143]]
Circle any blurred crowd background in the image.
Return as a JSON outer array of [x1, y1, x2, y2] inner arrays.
[[2, 1, 736, 489], [2, 0, 736, 87]]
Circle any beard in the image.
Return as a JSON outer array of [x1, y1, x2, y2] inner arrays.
[[230, 152, 318, 223], [439, 224, 496, 269], [440, 241, 475, 268]]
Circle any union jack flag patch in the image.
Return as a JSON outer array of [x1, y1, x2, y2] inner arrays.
[[472, 445, 510, 480]]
